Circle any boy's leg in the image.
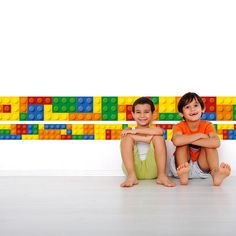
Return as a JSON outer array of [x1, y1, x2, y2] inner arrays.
[[175, 145, 190, 185], [152, 136, 176, 187], [198, 148, 231, 186], [120, 135, 139, 187]]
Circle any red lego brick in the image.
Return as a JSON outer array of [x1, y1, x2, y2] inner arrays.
[[2, 105, 11, 113], [43, 97, 52, 104], [28, 97, 46, 104], [106, 129, 111, 140], [61, 135, 72, 140], [223, 130, 228, 140], [202, 97, 216, 112], [126, 105, 134, 121]]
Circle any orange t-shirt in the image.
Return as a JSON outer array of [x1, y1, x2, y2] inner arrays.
[[172, 120, 215, 161]]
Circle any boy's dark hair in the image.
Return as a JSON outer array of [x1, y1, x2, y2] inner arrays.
[[178, 92, 205, 113], [132, 97, 155, 113]]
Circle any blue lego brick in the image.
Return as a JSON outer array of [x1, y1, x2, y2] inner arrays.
[[27, 124, 34, 130], [28, 113, 44, 121], [77, 97, 93, 113], [228, 130, 236, 139], [0, 135, 22, 140], [201, 112, 216, 121], [28, 105, 44, 121], [67, 129, 72, 135], [28, 105, 44, 112], [163, 130, 167, 140], [83, 135, 94, 140], [44, 124, 66, 129]]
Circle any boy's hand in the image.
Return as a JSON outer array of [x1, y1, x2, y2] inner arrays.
[[121, 128, 136, 136]]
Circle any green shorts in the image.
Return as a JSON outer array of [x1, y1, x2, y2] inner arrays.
[[122, 143, 157, 180]]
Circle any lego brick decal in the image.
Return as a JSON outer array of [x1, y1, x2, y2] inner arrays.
[[1, 96, 236, 121], [1, 96, 236, 140], [0, 123, 235, 140]]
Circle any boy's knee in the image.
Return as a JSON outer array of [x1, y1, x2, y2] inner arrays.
[[121, 134, 135, 144], [176, 145, 188, 151], [204, 147, 217, 153], [151, 135, 165, 145]]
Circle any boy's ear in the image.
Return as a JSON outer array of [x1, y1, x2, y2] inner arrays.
[[131, 112, 135, 119], [179, 112, 184, 118]]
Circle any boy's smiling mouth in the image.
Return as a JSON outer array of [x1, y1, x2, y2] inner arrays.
[[189, 112, 198, 116]]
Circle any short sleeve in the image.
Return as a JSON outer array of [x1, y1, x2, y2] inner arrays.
[[205, 122, 215, 134], [173, 123, 183, 134]]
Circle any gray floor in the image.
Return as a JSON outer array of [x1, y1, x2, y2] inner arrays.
[[0, 176, 235, 236]]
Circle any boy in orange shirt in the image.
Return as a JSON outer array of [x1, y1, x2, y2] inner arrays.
[[170, 92, 231, 186]]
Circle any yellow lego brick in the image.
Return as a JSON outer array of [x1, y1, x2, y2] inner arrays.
[[11, 104, 20, 113], [217, 97, 236, 105], [9, 97, 20, 104], [0, 114, 19, 121], [44, 105, 52, 113], [22, 135, 39, 140], [217, 124, 234, 130], [167, 130, 173, 140], [159, 97, 176, 112], [218, 134, 223, 140], [118, 96, 139, 105], [72, 124, 83, 129], [113, 124, 122, 130], [127, 124, 136, 128], [72, 124, 84, 134], [44, 113, 69, 121], [94, 97, 101, 113], [61, 130, 67, 135], [0, 124, 11, 129], [95, 125, 105, 135], [39, 124, 44, 130], [95, 133, 105, 140], [0, 97, 10, 104], [118, 113, 126, 121]]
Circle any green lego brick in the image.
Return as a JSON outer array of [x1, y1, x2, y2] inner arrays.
[[159, 113, 175, 121], [151, 97, 159, 105], [52, 97, 77, 113], [20, 113, 28, 121], [122, 124, 129, 129], [159, 113, 182, 121], [233, 106, 236, 120], [33, 124, 39, 134], [102, 97, 118, 121], [0, 129, 11, 135], [72, 135, 83, 140], [214, 124, 217, 131], [174, 113, 182, 121], [102, 113, 118, 121]]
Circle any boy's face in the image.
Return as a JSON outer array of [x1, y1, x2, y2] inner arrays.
[[132, 104, 153, 127], [180, 99, 205, 122]]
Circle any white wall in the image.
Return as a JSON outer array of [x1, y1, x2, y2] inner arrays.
[[0, 0, 236, 175]]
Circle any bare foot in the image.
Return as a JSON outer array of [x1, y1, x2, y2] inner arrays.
[[120, 176, 139, 187], [156, 174, 176, 187], [212, 162, 231, 186], [177, 162, 189, 185]]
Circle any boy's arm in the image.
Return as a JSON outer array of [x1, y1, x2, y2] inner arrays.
[[191, 132, 220, 148], [129, 134, 153, 143], [128, 127, 164, 135], [172, 131, 208, 146]]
